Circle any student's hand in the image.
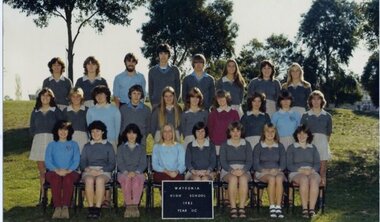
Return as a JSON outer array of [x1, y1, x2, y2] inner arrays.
[[270, 168, 279, 175], [128, 172, 136, 178], [233, 169, 244, 177], [170, 171, 178, 178], [55, 169, 65, 176], [191, 170, 199, 176]]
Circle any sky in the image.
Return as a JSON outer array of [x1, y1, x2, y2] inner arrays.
[[3, 0, 371, 100]]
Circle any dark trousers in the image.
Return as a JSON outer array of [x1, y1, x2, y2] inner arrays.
[[45, 171, 80, 207], [153, 172, 184, 184]]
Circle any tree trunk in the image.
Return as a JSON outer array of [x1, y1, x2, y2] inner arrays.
[[65, 7, 74, 82]]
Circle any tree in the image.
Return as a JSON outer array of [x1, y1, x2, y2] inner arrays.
[[298, 0, 361, 102], [139, 0, 238, 68], [15, 74, 22, 100], [361, 52, 379, 107], [360, 0, 379, 50], [4, 0, 145, 81]]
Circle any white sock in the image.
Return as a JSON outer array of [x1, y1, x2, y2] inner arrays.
[[275, 205, 281, 209], [269, 204, 276, 209]]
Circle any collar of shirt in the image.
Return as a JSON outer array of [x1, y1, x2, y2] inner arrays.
[[307, 109, 327, 116], [192, 138, 210, 148], [227, 139, 246, 146], [247, 111, 264, 116], [278, 108, 294, 114], [158, 64, 169, 72], [125, 141, 139, 147], [166, 105, 174, 111], [294, 142, 313, 148], [95, 103, 111, 108], [36, 106, 56, 112], [261, 141, 279, 148], [289, 82, 303, 87], [48, 75, 65, 82], [127, 102, 144, 109], [67, 105, 86, 111], [222, 76, 234, 83], [217, 106, 231, 112], [83, 75, 102, 81], [90, 140, 107, 145], [185, 108, 201, 113], [191, 71, 206, 81]]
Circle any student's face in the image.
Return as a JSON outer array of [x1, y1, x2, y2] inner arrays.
[[261, 65, 272, 79], [127, 131, 137, 143], [125, 59, 137, 72], [264, 127, 276, 141], [195, 128, 206, 140], [193, 61, 204, 73], [86, 62, 98, 74], [51, 62, 63, 74], [40, 92, 52, 106], [297, 131, 308, 144], [130, 91, 142, 104], [290, 67, 301, 80], [251, 97, 262, 111], [190, 96, 200, 107], [162, 125, 173, 142], [164, 92, 174, 106], [217, 97, 227, 107], [58, 128, 68, 141], [70, 93, 82, 106], [311, 96, 322, 109], [95, 92, 107, 104], [226, 61, 236, 75], [91, 129, 103, 142], [230, 128, 241, 140], [158, 52, 169, 64], [280, 98, 291, 109]]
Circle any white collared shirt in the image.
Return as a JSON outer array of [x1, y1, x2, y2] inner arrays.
[[83, 75, 102, 82], [247, 111, 265, 116], [90, 139, 107, 145], [36, 107, 56, 112], [307, 109, 327, 116], [227, 139, 246, 146], [289, 82, 303, 88], [293, 142, 313, 148], [48, 75, 65, 82], [192, 138, 210, 148], [217, 106, 232, 112], [67, 105, 86, 112], [222, 76, 235, 83], [260, 141, 279, 148]]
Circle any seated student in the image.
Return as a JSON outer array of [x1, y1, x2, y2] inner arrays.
[[185, 122, 216, 181], [152, 124, 186, 183], [80, 121, 116, 219], [220, 121, 252, 219], [45, 120, 80, 219], [287, 125, 321, 218], [117, 124, 147, 218], [253, 123, 286, 218]]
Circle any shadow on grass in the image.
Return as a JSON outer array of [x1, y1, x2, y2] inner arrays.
[[4, 128, 32, 157]]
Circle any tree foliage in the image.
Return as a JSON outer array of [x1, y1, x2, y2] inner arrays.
[[360, 0, 379, 50], [361, 52, 379, 107], [139, 0, 238, 68], [4, 0, 145, 81]]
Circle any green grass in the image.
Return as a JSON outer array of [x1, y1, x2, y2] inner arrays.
[[3, 101, 379, 221]]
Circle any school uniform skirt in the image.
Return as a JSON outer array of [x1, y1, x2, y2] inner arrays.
[[183, 135, 195, 150], [221, 164, 252, 182], [288, 171, 320, 182], [245, 136, 261, 149], [72, 131, 89, 153], [29, 133, 53, 161], [279, 136, 294, 151], [266, 100, 277, 117], [312, 133, 331, 161]]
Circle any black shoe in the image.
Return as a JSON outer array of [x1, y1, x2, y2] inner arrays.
[[93, 207, 101, 219], [87, 207, 96, 219]]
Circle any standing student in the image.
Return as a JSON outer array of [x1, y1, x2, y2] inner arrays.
[[80, 121, 116, 219], [207, 90, 240, 155], [45, 120, 80, 219], [152, 124, 186, 183], [247, 60, 281, 117], [75, 56, 108, 107], [185, 122, 216, 180], [215, 58, 246, 117], [182, 54, 215, 110], [148, 43, 180, 107], [62, 87, 88, 152], [113, 53, 146, 107], [180, 87, 208, 148], [219, 121, 252, 219], [86, 85, 121, 151], [241, 92, 271, 148], [282, 63, 312, 116], [301, 90, 332, 186], [151, 86, 182, 143], [253, 123, 286, 218], [29, 88, 62, 205], [42, 57, 72, 110], [287, 125, 321, 218], [120, 84, 151, 150], [117, 124, 147, 218], [271, 90, 301, 150]]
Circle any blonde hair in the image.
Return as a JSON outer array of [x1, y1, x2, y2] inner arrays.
[[69, 87, 84, 104], [282, 63, 311, 89], [260, 123, 280, 143], [159, 86, 182, 129], [222, 58, 246, 88], [159, 123, 176, 144]]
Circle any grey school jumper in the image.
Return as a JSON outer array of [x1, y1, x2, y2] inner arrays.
[[286, 84, 312, 108], [148, 65, 180, 106], [150, 106, 180, 134], [241, 112, 271, 137], [220, 139, 253, 172], [300, 110, 332, 136], [42, 76, 72, 105], [247, 77, 281, 102], [182, 73, 215, 109], [252, 142, 286, 171], [180, 109, 208, 137], [29, 108, 63, 136], [120, 102, 151, 137], [80, 141, 116, 172], [75, 76, 108, 101], [62, 106, 88, 132], [185, 140, 216, 171], [215, 77, 244, 105], [286, 143, 320, 172], [116, 143, 147, 174]]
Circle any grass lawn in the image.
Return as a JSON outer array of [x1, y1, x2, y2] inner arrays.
[[3, 101, 379, 221]]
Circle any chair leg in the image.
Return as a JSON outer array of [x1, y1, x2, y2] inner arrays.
[[256, 188, 260, 213], [114, 186, 118, 212], [145, 185, 151, 211], [292, 187, 296, 214], [42, 187, 48, 213]]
